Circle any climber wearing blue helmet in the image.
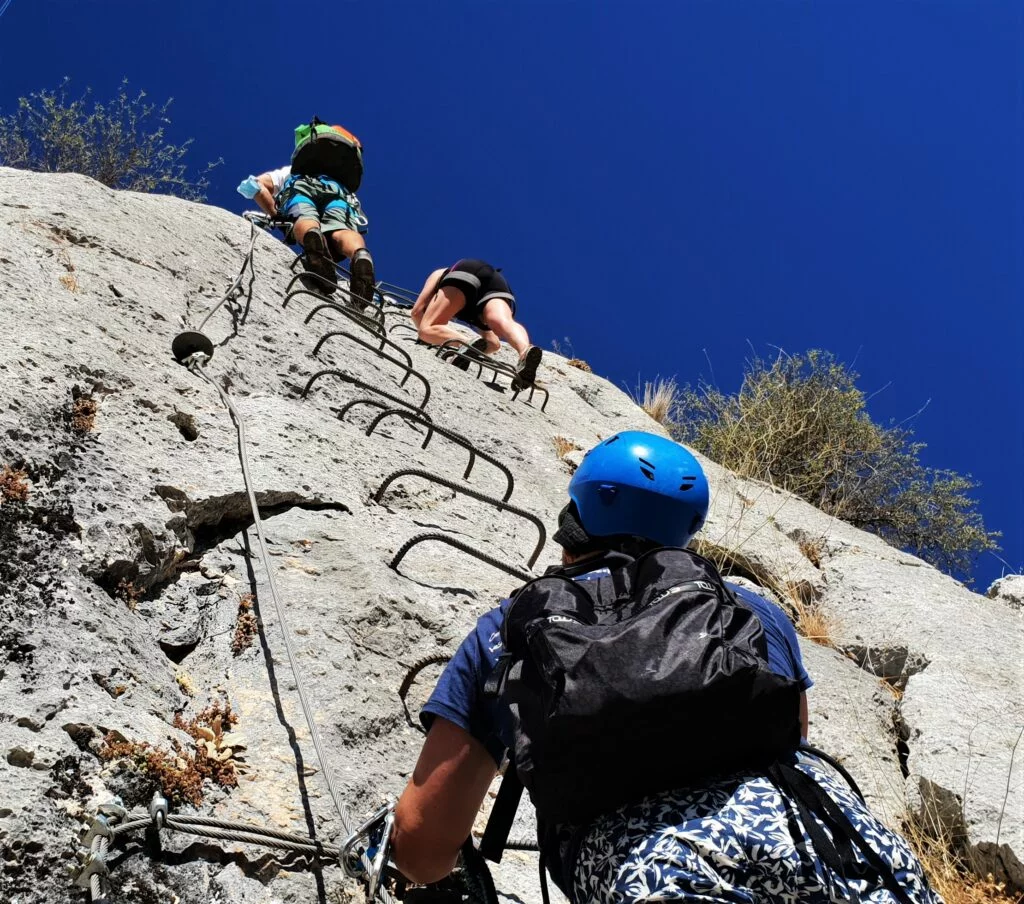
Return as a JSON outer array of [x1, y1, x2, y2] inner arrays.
[[391, 431, 939, 904], [564, 430, 710, 549]]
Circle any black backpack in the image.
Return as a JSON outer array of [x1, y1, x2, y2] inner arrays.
[[480, 549, 920, 904], [291, 117, 364, 192], [484, 547, 802, 828]]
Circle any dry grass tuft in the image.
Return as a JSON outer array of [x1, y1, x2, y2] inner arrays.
[[59, 272, 79, 293], [634, 377, 681, 426], [0, 465, 30, 503], [694, 538, 836, 648], [788, 596, 835, 648], [798, 536, 826, 569], [231, 593, 258, 656], [904, 817, 1022, 904], [100, 700, 245, 806], [553, 436, 582, 460], [71, 396, 98, 433], [551, 337, 592, 372]]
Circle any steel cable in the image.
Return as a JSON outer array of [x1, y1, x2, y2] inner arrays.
[[195, 219, 260, 333], [188, 359, 398, 903]]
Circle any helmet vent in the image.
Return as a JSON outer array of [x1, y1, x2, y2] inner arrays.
[[638, 458, 656, 481], [680, 475, 697, 491]]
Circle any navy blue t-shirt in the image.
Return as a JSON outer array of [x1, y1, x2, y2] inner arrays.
[[421, 571, 813, 765]]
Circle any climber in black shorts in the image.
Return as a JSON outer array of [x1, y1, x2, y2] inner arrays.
[[410, 259, 543, 388]]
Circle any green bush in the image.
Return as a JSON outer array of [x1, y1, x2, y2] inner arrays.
[[672, 350, 999, 576], [0, 78, 219, 200]]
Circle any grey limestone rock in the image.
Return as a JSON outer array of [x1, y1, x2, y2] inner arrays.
[[0, 167, 1020, 902], [987, 574, 1024, 611]]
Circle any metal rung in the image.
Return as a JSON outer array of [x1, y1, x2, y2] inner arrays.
[[314, 327, 411, 370], [374, 469, 546, 568], [364, 409, 514, 501], [336, 398, 434, 424], [390, 532, 532, 583], [283, 272, 385, 326], [302, 369, 427, 414], [313, 331, 429, 408], [296, 297, 386, 341]]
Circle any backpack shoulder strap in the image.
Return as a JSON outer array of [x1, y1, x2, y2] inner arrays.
[[479, 766, 524, 863]]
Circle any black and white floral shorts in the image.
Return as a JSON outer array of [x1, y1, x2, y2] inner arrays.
[[569, 753, 941, 904]]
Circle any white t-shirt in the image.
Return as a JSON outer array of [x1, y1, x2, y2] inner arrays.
[[262, 165, 292, 195]]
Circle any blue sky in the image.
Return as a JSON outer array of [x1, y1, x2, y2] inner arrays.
[[1, 1, 1020, 587]]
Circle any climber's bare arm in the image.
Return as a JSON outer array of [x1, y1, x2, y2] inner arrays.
[[393, 716, 497, 885], [800, 691, 809, 741], [410, 268, 447, 326]]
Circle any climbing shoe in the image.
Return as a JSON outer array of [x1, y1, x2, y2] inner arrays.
[[349, 248, 376, 310], [448, 337, 490, 372], [512, 345, 542, 389], [301, 229, 338, 294]]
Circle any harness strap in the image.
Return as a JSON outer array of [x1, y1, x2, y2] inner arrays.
[[479, 767, 524, 863]]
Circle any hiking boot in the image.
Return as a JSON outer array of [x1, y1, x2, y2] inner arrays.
[[349, 248, 376, 310], [512, 345, 542, 389], [302, 229, 337, 294]]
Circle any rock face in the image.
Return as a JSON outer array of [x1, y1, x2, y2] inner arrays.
[[988, 575, 1024, 611], [0, 167, 1020, 904]]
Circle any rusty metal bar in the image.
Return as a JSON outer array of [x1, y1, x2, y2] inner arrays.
[[335, 398, 434, 423], [312, 331, 428, 408], [364, 409, 514, 501], [301, 369, 427, 414], [374, 470, 545, 568], [390, 532, 532, 583]]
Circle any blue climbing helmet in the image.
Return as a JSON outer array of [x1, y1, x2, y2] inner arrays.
[[568, 431, 709, 548]]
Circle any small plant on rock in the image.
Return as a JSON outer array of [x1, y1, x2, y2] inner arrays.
[[71, 396, 98, 433], [99, 700, 245, 806], [0, 466, 30, 504], [114, 578, 143, 609], [551, 337, 592, 372], [553, 436, 582, 460], [231, 593, 258, 656]]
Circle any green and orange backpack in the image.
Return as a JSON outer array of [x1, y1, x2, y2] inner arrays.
[[291, 117, 364, 192]]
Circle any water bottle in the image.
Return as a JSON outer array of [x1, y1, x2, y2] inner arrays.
[[236, 175, 260, 199]]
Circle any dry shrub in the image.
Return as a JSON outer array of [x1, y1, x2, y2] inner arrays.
[[634, 377, 681, 426], [99, 700, 245, 806], [59, 272, 79, 293], [0, 465, 30, 503], [71, 396, 98, 433], [231, 593, 258, 655], [567, 358, 592, 372], [673, 350, 999, 576]]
